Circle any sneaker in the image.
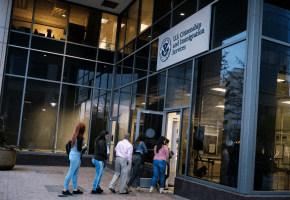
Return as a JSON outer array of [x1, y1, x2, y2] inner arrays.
[[126, 186, 132, 192], [109, 188, 116, 193], [136, 187, 144, 192], [96, 187, 103, 193], [91, 189, 102, 194], [73, 189, 83, 194], [62, 190, 73, 195]]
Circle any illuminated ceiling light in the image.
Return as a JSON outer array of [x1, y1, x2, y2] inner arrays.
[[140, 24, 148, 32], [24, 101, 32, 103], [148, 36, 151, 38], [277, 79, 285, 82], [281, 101, 290, 104], [211, 88, 226, 92], [142, 103, 145, 105], [50, 103, 57, 107], [62, 14, 66, 17], [101, 18, 108, 24], [121, 23, 125, 28], [215, 105, 225, 108], [42, 109, 46, 111], [44, 55, 47, 57], [180, 13, 185, 16]]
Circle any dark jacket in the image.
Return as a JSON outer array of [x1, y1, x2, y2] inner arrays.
[[76, 136, 84, 152], [94, 139, 108, 162]]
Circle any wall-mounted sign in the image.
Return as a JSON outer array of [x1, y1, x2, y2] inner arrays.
[[157, 5, 211, 71]]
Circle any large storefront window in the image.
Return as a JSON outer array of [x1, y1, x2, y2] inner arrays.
[[255, 40, 290, 191], [187, 41, 246, 188], [138, 0, 154, 34], [11, 0, 34, 33], [125, 0, 139, 44], [99, 13, 118, 51]]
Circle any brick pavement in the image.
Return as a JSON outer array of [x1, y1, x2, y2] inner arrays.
[[0, 165, 188, 200]]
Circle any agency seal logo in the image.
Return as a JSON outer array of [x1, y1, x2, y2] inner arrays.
[[160, 38, 171, 62]]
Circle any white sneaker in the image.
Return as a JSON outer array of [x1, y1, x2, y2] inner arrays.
[[160, 188, 166, 193], [149, 186, 154, 193]]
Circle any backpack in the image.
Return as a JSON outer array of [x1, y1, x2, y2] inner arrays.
[[65, 141, 71, 162]]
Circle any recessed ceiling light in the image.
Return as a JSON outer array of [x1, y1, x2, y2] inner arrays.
[[142, 103, 145, 105], [62, 14, 66, 17], [180, 13, 185, 16], [282, 101, 290, 104], [121, 23, 125, 28], [215, 105, 225, 108], [211, 88, 226, 92], [148, 36, 151, 38], [101, 19, 108, 24], [140, 24, 148, 32], [44, 55, 47, 57], [277, 79, 285, 82]]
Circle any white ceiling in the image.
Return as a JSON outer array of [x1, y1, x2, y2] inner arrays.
[[65, 0, 134, 14]]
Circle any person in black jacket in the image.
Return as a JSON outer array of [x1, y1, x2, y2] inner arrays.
[[63, 123, 87, 196], [91, 130, 109, 194]]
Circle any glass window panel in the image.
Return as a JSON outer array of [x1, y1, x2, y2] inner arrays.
[[150, 40, 158, 73], [118, 11, 127, 50], [255, 40, 290, 191], [135, 57, 148, 70], [99, 13, 118, 51], [199, 0, 215, 10], [153, 0, 172, 23], [187, 41, 246, 188], [117, 49, 123, 62], [117, 87, 131, 142], [63, 57, 95, 86], [31, 36, 65, 54], [11, 0, 34, 33], [125, 0, 139, 44], [9, 32, 30, 47], [68, 5, 101, 46], [152, 14, 171, 39], [173, 0, 197, 27], [55, 84, 92, 153], [136, 44, 150, 57], [139, 0, 154, 34], [115, 65, 122, 88], [133, 79, 147, 95], [98, 49, 115, 63], [66, 43, 97, 60], [147, 73, 166, 111], [124, 40, 135, 57], [122, 67, 133, 86], [19, 80, 60, 152], [1, 76, 25, 146], [5, 47, 28, 76], [137, 28, 151, 49], [28, 51, 63, 81], [166, 61, 192, 108], [211, 0, 248, 49], [263, 1, 290, 44], [112, 90, 119, 116], [133, 69, 147, 80], [173, 0, 185, 8], [123, 55, 134, 68], [33, 0, 69, 40], [96, 64, 113, 90]]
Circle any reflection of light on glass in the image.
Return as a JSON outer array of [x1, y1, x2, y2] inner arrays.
[[44, 55, 47, 57], [50, 103, 57, 107], [211, 88, 226, 92], [180, 13, 185, 16], [140, 24, 148, 32], [142, 103, 145, 105], [281, 101, 290, 104], [277, 79, 285, 82], [101, 19, 108, 24], [42, 109, 46, 111], [121, 23, 125, 28], [185, 93, 191, 96], [62, 14, 66, 17], [215, 105, 225, 108], [24, 101, 32, 103]]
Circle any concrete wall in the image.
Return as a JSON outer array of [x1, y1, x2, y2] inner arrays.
[[0, 0, 13, 95]]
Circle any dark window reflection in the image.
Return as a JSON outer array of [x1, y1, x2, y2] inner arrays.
[[133, 79, 147, 95], [112, 90, 120, 116], [31, 36, 65, 54], [187, 41, 246, 188], [56, 84, 92, 153], [117, 50, 123, 62], [173, 0, 185, 8], [1, 76, 25, 146], [122, 67, 133, 86], [133, 69, 147, 80], [199, 0, 214, 10], [124, 40, 135, 57], [63, 57, 95, 86], [98, 49, 115, 63], [11, 0, 34, 33], [68, 5, 101, 46], [173, 0, 197, 27], [135, 57, 148, 71], [136, 44, 150, 57], [263, 1, 290, 44], [147, 73, 166, 111], [211, 0, 247, 49], [153, 0, 172, 23], [28, 51, 63, 81], [152, 14, 171, 39], [20, 80, 60, 152], [123, 55, 134, 68], [255, 40, 290, 191], [137, 28, 151, 49], [9, 32, 30, 47], [66, 43, 97, 60], [6, 47, 28, 76], [115, 66, 122, 88], [96, 63, 113, 90], [150, 40, 158, 73]]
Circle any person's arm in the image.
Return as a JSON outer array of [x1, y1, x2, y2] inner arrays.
[[100, 141, 108, 159], [142, 142, 148, 154], [77, 137, 83, 151], [126, 145, 133, 164]]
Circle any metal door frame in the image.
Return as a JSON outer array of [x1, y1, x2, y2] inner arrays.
[[108, 117, 117, 163]]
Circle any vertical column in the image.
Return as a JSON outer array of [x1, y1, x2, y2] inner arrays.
[[0, 0, 13, 94], [239, 0, 263, 194]]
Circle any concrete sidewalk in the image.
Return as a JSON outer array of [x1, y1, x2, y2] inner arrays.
[[0, 165, 188, 200]]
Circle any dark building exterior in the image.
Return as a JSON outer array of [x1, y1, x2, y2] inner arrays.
[[0, 0, 290, 199]]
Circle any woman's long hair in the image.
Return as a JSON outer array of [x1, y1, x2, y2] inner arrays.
[[95, 130, 109, 145], [156, 136, 166, 153], [71, 123, 85, 146], [133, 134, 146, 152]]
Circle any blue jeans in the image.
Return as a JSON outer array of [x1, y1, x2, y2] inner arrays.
[[92, 159, 104, 190], [151, 160, 166, 188], [64, 151, 81, 190]]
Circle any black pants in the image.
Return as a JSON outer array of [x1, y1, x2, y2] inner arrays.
[[127, 154, 143, 187]]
